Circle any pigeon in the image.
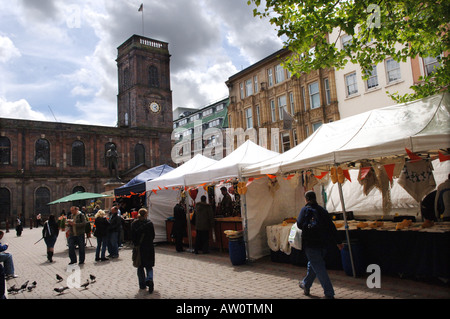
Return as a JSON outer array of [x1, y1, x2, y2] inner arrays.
[[80, 279, 90, 290], [56, 274, 63, 282], [7, 284, 19, 293], [89, 274, 96, 282], [19, 280, 29, 291], [54, 286, 69, 294], [27, 281, 37, 292]]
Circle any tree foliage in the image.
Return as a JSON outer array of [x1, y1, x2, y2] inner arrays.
[[248, 0, 449, 102]]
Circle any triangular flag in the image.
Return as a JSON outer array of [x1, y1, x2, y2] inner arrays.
[[383, 163, 396, 182], [138, 3, 143, 12], [315, 171, 329, 180], [438, 151, 450, 162], [405, 148, 422, 162], [152, 189, 157, 194], [359, 167, 371, 180], [343, 169, 351, 182], [267, 174, 277, 179]]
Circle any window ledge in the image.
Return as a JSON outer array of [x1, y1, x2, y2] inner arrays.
[[364, 86, 382, 94], [385, 79, 404, 88], [344, 93, 361, 101]]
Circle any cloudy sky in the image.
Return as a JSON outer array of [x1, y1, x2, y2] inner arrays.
[[0, 0, 282, 126]]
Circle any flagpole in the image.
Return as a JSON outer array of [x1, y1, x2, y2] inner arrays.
[[138, 3, 144, 36]]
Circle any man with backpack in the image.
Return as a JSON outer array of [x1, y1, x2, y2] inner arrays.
[[296, 191, 344, 299]]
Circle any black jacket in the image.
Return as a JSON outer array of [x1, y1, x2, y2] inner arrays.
[[131, 219, 155, 267], [94, 217, 110, 238]]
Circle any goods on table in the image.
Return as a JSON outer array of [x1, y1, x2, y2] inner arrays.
[[395, 219, 413, 230], [421, 219, 434, 228], [224, 230, 243, 239]]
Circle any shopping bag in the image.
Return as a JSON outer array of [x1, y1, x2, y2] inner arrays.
[[288, 223, 302, 250]]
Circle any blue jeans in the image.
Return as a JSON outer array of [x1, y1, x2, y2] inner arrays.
[[302, 246, 335, 297], [95, 236, 108, 259], [0, 252, 15, 276], [68, 235, 85, 264], [137, 266, 153, 289], [108, 232, 119, 257]]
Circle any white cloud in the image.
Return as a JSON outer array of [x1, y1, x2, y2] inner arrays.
[[0, 96, 48, 121], [0, 36, 21, 63]]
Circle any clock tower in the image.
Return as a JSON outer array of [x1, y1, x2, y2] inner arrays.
[[116, 35, 172, 129]]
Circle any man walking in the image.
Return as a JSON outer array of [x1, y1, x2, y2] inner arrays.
[[67, 206, 87, 265], [296, 191, 343, 299]]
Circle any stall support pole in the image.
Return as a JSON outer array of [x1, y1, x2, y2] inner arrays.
[[186, 191, 194, 253], [337, 179, 356, 278], [239, 174, 251, 262]]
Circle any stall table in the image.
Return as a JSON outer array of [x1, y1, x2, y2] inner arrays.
[[166, 216, 242, 251], [268, 221, 450, 280]]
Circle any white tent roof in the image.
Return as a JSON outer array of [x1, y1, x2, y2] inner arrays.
[[184, 140, 279, 186], [146, 154, 217, 190], [243, 92, 450, 177]]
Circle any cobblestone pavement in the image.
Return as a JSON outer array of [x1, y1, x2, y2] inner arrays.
[[2, 227, 449, 302]]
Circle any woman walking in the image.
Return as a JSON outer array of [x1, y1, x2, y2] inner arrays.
[[93, 210, 110, 261], [42, 215, 59, 262], [131, 208, 155, 293]]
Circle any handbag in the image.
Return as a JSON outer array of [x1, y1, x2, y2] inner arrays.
[[132, 233, 145, 268], [288, 223, 302, 250]]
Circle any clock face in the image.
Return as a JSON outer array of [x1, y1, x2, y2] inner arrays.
[[148, 101, 161, 113]]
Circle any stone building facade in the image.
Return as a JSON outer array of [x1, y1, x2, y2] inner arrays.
[[226, 48, 340, 153], [0, 35, 173, 224]]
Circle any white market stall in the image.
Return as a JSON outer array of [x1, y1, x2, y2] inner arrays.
[[241, 92, 450, 278], [146, 154, 217, 242]]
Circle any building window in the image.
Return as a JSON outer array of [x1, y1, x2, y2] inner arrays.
[[202, 108, 213, 117], [345, 72, 358, 96], [191, 113, 200, 121], [256, 105, 261, 127], [271, 132, 280, 152], [293, 129, 298, 146], [216, 103, 224, 111], [313, 121, 323, 132], [423, 56, 441, 76], [0, 136, 11, 165], [308, 82, 321, 109], [35, 187, 50, 215], [0, 187, 10, 222], [239, 83, 245, 99], [270, 100, 276, 122], [149, 65, 159, 88], [254, 75, 258, 93], [289, 92, 295, 115], [245, 107, 253, 129], [35, 138, 50, 166], [324, 78, 331, 105], [281, 132, 291, 152], [268, 68, 273, 87], [301, 86, 306, 111], [386, 58, 401, 83], [278, 95, 287, 120], [208, 119, 221, 128], [275, 64, 285, 84], [178, 118, 188, 126], [135, 144, 145, 165], [341, 34, 352, 49], [72, 140, 85, 167], [245, 79, 253, 97], [366, 65, 379, 89]]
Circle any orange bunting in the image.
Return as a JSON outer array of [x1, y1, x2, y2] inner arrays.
[[342, 169, 351, 182], [383, 163, 396, 182], [152, 189, 157, 194], [359, 167, 371, 180], [267, 174, 277, 179], [315, 171, 328, 180], [405, 148, 422, 162]]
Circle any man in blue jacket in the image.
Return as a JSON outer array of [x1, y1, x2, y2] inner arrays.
[[296, 191, 343, 299]]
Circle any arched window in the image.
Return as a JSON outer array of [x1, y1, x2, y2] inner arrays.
[[149, 65, 159, 88], [0, 136, 11, 165], [35, 187, 50, 215], [35, 138, 50, 166], [0, 187, 11, 222], [135, 144, 145, 165], [72, 140, 85, 166]]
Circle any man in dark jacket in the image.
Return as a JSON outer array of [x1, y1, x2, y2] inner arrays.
[[107, 206, 121, 258], [173, 200, 187, 252], [131, 208, 155, 293], [296, 191, 343, 299], [194, 196, 215, 254]]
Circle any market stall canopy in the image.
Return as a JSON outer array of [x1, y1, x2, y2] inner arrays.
[[184, 140, 279, 186], [114, 164, 174, 196], [47, 191, 113, 205], [242, 92, 450, 177], [146, 154, 217, 191]]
